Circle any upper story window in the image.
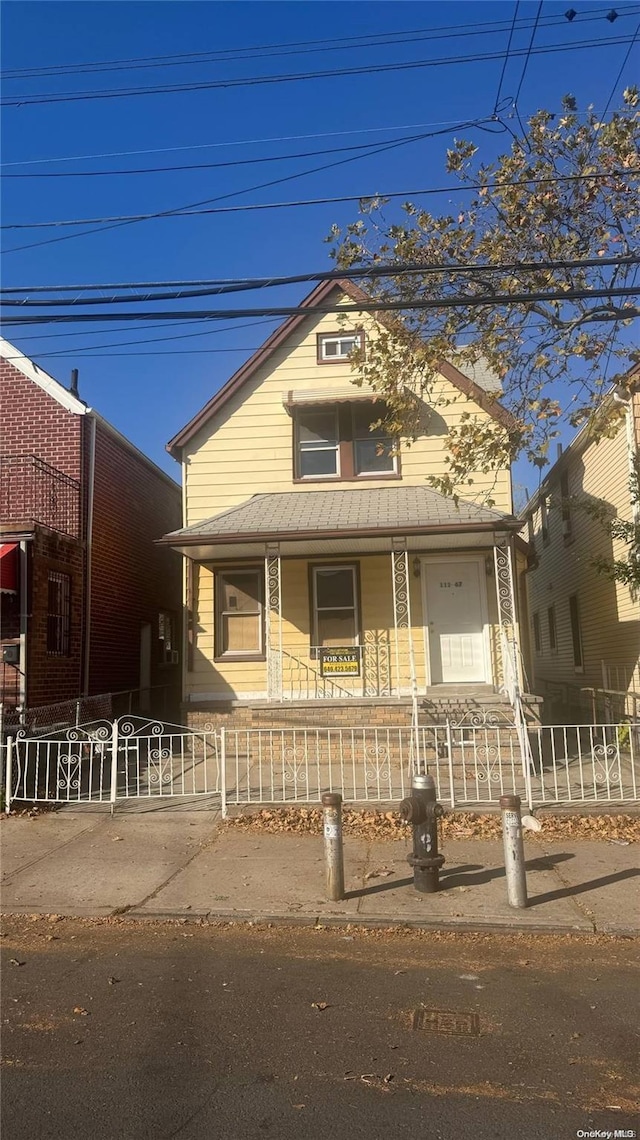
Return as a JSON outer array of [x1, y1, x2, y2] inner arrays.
[[540, 495, 550, 545], [352, 404, 395, 476], [317, 330, 364, 363], [560, 470, 573, 541], [298, 408, 340, 478], [294, 402, 397, 481]]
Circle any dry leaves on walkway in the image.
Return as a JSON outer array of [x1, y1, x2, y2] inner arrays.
[[224, 807, 639, 843]]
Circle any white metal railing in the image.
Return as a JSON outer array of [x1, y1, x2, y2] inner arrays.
[[4, 717, 638, 813], [220, 720, 639, 813], [280, 642, 395, 700], [5, 716, 220, 806]]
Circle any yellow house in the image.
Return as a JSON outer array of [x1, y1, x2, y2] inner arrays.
[[524, 382, 640, 722], [162, 279, 533, 731]]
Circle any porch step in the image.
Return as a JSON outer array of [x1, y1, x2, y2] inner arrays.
[[422, 685, 512, 726]]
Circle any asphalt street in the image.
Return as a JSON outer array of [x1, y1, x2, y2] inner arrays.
[[1, 917, 638, 1140]]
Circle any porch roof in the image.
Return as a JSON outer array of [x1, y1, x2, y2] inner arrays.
[[162, 486, 521, 558]]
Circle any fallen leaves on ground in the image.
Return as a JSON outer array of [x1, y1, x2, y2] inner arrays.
[[224, 807, 640, 843]]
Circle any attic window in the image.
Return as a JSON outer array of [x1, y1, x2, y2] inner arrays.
[[317, 331, 364, 363]]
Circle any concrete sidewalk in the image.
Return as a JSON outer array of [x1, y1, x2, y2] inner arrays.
[[1, 807, 638, 934]]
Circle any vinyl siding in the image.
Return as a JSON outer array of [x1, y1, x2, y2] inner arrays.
[[188, 553, 505, 699], [183, 298, 512, 524], [526, 417, 639, 697]]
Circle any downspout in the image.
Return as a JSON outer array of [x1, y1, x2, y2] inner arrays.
[[82, 413, 97, 696], [18, 539, 28, 713]]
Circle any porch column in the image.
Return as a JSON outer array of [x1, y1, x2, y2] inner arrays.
[[391, 542, 418, 701], [493, 536, 521, 699], [265, 545, 283, 701]]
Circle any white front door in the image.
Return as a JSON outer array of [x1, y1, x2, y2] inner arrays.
[[423, 559, 488, 684]]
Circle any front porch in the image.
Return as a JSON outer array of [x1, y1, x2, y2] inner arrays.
[[163, 486, 534, 730]]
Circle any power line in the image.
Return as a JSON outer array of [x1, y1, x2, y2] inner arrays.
[[493, 1, 519, 115], [6, 165, 638, 235], [513, 0, 543, 106], [0, 130, 473, 180], [2, 34, 636, 107], [3, 256, 637, 307], [4, 7, 625, 79], [2, 106, 624, 170], [2, 118, 500, 255], [4, 284, 639, 326], [600, 18, 640, 120]]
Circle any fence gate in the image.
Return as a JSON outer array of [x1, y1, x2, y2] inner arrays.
[[5, 716, 220, 808]]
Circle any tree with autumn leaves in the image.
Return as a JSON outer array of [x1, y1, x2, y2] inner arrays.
[[328, 89, 640, 585]]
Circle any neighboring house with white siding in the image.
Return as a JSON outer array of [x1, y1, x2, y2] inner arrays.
[[523, 382, 639, 722], [161, 278, 536, 732]]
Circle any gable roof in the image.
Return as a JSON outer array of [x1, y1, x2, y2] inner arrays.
[[0, 337, 180, 491], [0, 336, 87, 416], [166, 278, 517, 458]]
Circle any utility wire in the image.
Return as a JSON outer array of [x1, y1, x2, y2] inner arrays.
[[599, 18, 640, 121], [4, 284, 639, 326], [5, 7, 625, 79], [513, 0, 543, 106], [2, 118, 499, 255], [3, 255, 637, 306], [2, 106, 625, 170], [493, 1, 519, 115], [5, 165, 637, 235], [2, 34, 635, 107], [0, 130, 476, 180]]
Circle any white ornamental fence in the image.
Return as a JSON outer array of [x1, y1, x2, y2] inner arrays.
[[3, 714, 639, 813]]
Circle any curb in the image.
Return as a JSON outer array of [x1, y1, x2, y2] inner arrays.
[[125, 909, 596, 934], [4, 906, 638, 936]]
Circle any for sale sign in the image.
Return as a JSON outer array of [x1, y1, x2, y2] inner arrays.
[[319, 647, 361, 677]]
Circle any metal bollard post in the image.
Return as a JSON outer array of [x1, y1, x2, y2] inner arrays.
[[499, 793, 528, 908], [321, 791, 344, 902]]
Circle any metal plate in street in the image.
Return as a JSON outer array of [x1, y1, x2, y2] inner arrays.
[[411, 1009, 481, 1036]]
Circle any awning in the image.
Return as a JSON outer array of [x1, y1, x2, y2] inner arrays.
[[0, 543, 18, 594], [282, 386, 381, 411]]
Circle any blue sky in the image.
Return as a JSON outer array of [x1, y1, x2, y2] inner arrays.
[[1, 1, 638, 502]]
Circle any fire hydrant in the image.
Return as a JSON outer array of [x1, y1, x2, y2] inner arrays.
[[399, 773, 445, 893]]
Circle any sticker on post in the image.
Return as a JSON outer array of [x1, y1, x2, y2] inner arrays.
[[324, 822, 339, 840], [503, 811, 520, 828]]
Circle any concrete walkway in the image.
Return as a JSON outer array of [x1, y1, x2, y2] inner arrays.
[[1, 807, 638, 934]]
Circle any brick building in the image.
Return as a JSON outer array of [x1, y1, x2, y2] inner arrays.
[[0, 339, 182, 716]]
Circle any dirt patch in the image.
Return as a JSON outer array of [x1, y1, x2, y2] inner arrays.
[[223, 807, 640, 843]]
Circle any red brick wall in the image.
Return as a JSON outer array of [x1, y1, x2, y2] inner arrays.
[[0, 360, 83, 481], [88, 421, 182, 698], [27, 530, 84, 706], [1, 357, 182, 711]]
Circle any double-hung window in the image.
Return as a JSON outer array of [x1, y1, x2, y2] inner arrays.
[[352, 404, 395, 475], [297, 408, 340, 479], [215, 568, 263, 657], [312, 565, 359, 647], [295, 402, 396, 480]]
